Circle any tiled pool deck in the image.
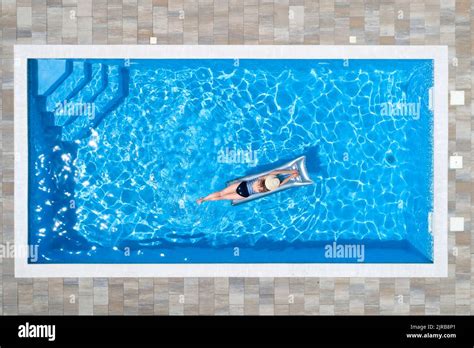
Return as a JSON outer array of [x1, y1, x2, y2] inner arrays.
[[1, 0, 472, 315]]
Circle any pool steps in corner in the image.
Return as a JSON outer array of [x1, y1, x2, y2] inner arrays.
[[61, 64, 129, 141], [53, 62, 107, 126], [45, 61, 91, 113], [36, 60, 130, 142]]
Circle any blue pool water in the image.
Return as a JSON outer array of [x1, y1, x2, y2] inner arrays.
[[27, 58, 434, 264]]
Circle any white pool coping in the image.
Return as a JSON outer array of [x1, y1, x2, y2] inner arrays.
[[14, 45, 448, 278]]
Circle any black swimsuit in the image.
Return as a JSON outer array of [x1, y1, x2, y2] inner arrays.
[[236, 181, 250, 198]]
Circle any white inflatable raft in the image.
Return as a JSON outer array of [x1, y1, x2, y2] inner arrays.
[[227, 156, 313, 206]]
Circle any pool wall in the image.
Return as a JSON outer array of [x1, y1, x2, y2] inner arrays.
[[14, 45, 448, 278]]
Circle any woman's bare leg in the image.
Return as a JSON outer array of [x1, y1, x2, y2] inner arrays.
[[219, 192, 244, 201], [202, 191, 222, 201], [198, 192, 243, 203], [196, 190, 223, 204], [196, 182, 242, 204]]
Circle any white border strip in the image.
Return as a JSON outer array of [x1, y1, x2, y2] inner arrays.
[[14, 45, 448, 278]]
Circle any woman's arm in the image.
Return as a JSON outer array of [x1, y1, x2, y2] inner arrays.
[[279, 173, 298, 186], [270, 170, 294, 175]]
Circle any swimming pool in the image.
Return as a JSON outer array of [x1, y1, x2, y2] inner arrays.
[[15, 45, 448, 277]]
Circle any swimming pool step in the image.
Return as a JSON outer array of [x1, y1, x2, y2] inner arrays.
[[89, 64, 122, 116], [41, 112, 55, 127], [60, 64, 129, 142], [43, 126, 62, 142], [36, 60, 72, 97], [45, 61, 91, 113], [54, 62, 107, 127]]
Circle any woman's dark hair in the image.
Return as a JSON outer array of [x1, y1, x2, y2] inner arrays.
[[256, 178, 270, 193]]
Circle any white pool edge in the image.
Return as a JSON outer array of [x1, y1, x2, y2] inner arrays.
[[14, 45, 448, 278]]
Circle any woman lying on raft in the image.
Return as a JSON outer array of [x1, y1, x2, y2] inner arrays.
[[196, 169, 299, 205]]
